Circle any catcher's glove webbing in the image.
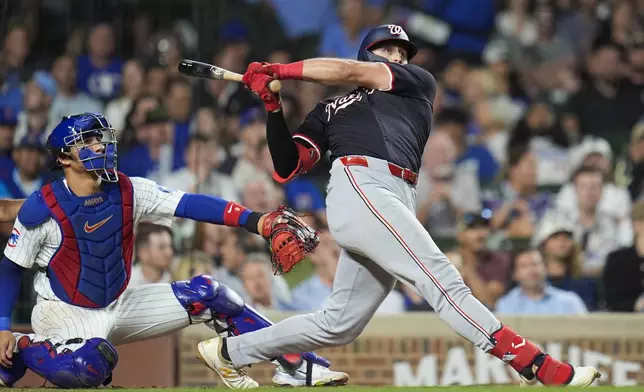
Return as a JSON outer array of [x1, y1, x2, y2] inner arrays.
[[261, 206, 319, 275]]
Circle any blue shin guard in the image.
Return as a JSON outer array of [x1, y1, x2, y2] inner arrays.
[[17, 336, 118, 388], [172, 275, 331, 369]]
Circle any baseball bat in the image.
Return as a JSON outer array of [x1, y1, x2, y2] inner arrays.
[[178, 59, 282, 93]]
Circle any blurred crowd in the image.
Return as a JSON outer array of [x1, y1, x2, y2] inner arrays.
[[2, 0, 644, 320]]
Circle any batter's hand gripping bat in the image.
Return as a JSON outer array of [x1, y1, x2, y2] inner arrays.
[[178, 59, 282, 93]]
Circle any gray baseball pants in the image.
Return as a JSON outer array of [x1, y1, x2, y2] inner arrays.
[[227, 156, 502, 367]]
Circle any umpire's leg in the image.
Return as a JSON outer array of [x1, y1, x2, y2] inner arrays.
[[226, 249, 396, 367]]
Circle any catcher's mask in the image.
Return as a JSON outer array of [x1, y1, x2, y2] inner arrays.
[[47, 113, 118, 182]]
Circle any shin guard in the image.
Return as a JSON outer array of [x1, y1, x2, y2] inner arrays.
[[489, 325, 573, 385], [172, 275, 331, 369], [17, 336, 118, 388]]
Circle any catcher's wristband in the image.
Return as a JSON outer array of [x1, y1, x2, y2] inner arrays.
[[243, 211, 263, 235]]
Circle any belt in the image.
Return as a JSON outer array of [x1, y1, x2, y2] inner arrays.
[[339, 156, 418, 185]]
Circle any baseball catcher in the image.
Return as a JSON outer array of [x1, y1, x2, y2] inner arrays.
[[0, 113, 347, 389]]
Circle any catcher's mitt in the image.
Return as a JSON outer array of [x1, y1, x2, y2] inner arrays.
[[261, 205, 320, 275]]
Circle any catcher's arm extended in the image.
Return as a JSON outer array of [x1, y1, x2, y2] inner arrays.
[[0, 199, 24, 223]]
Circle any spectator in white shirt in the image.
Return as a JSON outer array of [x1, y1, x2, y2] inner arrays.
[[129, 223, 175, 288], [556, 136, 631, 236], [539, 167, 624, 276], [49, 54, 103, 125], [105, 59, 145, 136]]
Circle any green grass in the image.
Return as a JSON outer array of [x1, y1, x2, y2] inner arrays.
[[9, 387, 637, 391]]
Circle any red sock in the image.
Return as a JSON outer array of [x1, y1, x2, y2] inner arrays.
[[489, 325, 574, 385]]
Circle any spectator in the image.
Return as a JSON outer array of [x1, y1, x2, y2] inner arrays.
[[129, 224, 175, 288], [172, 250, 215, 282], [164, 133, 237, 199], [0, 23, 29, 116], [628, 121, 644, 201], [145, 63, 168, 100], [557, 137, 632, 238], [239, 253, 290, 311], [532, 216, 598, 311], [165, 78, 193, 170], [416, 130, 481, 237], [118, 105, 175, 182], [423, 0, 496, 61], [0, 135, 47, 199], [485, 146, 550, 238], [77, 23, 124, 103], [214, 228, 250, 297], [436, 108, 499, 186], [193, 222, 224, 262], [507, 100, 572, 186], [1, 22, 32, 90], [0, 110, 18, 178], [564, 41, 644, 141], [603, 201, 644, 312], [49, 54, 103, 125], [119, 94, 161, 151], [514, 1, 576, 95], [291, 230, 340, 311], [472, 98, 513, 166], [444, 210, 510, 308], [541, 167, 623, 276], [105, 59, 145, 135], [319, 0, 369, 59], [14, 71, 57, 145], [495, 248, 588, 315]]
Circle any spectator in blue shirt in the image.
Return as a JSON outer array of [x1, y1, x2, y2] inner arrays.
[[495, 248, 588, 315], [319, 0, 370, 59], [164, 78, 193, 170], [422, 0, 497, 58], [118, 105, 176, 182], [291, 230, 340, 311], [0, 110, 18, 178], [77, 23, 123, 103], [0, 135, 47, 199], [484, 145, 551, 239], [261, 0, 336, 40], [437, 108, 499, 185]]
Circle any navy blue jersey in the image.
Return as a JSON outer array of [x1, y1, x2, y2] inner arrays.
[[295, 63, 436, 173]]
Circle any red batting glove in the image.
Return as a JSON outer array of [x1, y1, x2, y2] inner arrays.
[[247, 61, 304, 80], [241, 71, 282, 112]]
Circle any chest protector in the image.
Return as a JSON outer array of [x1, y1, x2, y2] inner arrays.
[[39, 175, 134, 308]]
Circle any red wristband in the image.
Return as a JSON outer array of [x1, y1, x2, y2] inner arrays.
[[275, 61, 304, 80], [223, 201, 247, 226]]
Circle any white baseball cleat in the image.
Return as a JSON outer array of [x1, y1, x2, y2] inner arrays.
[[519, 366, 601, 388], [567, 366, 601, 387], [196, 337, 259, 389], [272, 362, 349, 387]]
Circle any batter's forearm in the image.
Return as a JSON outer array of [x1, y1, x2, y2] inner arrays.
[[275, 58, 390, 90], [0, 199, 24, 223]]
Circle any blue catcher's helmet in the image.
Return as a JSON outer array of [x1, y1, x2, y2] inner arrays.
[[357, 24, 418, 63], [47, 113, 118, 182]]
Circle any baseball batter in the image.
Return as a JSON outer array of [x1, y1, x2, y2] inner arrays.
[[198, 25, 601, 388], [0, 113, 348, 388]]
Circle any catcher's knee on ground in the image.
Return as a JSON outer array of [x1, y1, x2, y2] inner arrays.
[[18, 336, 117, 388]]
